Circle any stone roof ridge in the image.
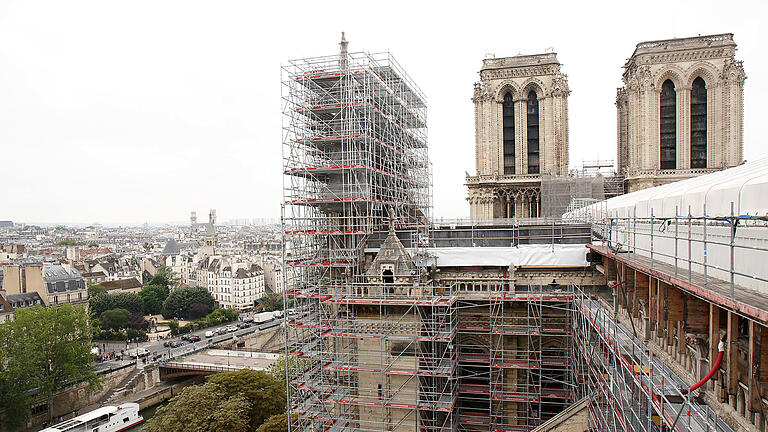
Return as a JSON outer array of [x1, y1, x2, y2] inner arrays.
[[631, 33, 735, 57], [481, 52, 560, 70]]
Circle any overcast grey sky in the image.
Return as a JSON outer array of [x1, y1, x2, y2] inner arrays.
[[1, 0, 766, 225]]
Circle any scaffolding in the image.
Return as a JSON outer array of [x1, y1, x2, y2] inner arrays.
[[541, 174, 605, 219], [540, 160, 625, 219], [282, 44, 439, 432], [452, 285, 577, 431], [570, 285, 734, 432]]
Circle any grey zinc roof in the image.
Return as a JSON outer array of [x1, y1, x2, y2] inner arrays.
[[161, 239, 181, 255], [6, 292, 44, 308], [43, 263, 83, 282]]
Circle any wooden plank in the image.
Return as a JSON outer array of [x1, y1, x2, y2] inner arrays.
[[628, 268, 635, 317], [677, 321, 686, 355], [709, 303, 721, 392], [685, 295, 709, 334], [603, 255, 616, 282], [668, 285, 685, 354], [635, 271, 649, 331], [749, 321, 762, 412], [647, 277, 656, 338], [761, 325, 768, 382], [727, 311, 739, 395], [668, 285, 684, 322], [655, 278, 662, 337]]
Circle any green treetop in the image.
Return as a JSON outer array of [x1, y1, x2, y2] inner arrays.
[[0, 304, 99, 425]]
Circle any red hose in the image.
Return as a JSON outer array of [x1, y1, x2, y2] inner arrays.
[[610, 280, 625, 289], [682, 340, 725, 394]]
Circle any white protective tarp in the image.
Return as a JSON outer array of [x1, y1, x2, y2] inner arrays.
[[563, 157, 768, 219], [423, 244, 588, 268]]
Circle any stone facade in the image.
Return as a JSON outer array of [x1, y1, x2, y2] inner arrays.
[[467, 53, 570, 219], [617, 33, 745, 192]]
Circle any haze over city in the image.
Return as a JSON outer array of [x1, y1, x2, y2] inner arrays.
[[2, 0, 767, 225]]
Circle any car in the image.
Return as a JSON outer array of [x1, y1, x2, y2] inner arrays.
[[187, 335, 201, 342], [180, 334, 192, 341], [169, 340, 183, 348], [127, 347, 150, 358], [216, 327, 227, 335], [205, 330, 215, 338], [163, 340, 171, 347], [226, 325, 238, 332], [237, 322, 249, 329]]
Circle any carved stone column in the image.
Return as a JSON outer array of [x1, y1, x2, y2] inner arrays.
[[678, 86, 691, 169]]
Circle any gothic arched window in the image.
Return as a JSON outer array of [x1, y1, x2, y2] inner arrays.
[[526, 90, 540, 174], [659, 79, 677, 170], [690, 77, 707, 168], [502, 92, 515, 175]]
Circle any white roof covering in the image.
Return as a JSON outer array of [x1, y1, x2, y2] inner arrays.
[[564, 158, 768, 219], [423, 245, 588, 267]]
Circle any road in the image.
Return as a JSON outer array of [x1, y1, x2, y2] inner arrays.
[[94, 314, 275, 373]]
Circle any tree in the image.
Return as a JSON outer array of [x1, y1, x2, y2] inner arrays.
[[189, 303, 211, 320], [162, 286, 215, 319], [149, 266, 178, 289], [257, 293, 291, 312], [0, 304, 99, 424], [267, 354, 308, 397], [87, 281, 107, 297], [256, 413, 297, 432], [100, 308, 131, 330], [89, 292, 144, 316], [143, 382, 251, 432], [139, 284, 168, 315], [0, 324, 31, 428], [111, 292, 144, 315], [55, 239, 84, 246], [88, 292, 114, 317], [207, 307, 238, 323], [129, 313, 150, 331], [207, 369, 286, 429]]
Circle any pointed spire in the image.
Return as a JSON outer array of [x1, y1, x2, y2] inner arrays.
[[339, 32, 348, 70], [339, 32, 348, 54]]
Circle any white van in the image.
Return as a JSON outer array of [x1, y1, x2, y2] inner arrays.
[[127, 347, 150, 358], [205, 330, 215, 338]]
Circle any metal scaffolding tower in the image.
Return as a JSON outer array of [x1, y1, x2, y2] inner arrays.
[[282, 39, 440, 432]]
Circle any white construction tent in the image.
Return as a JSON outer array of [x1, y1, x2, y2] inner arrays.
[[564, 158, 768, 292]]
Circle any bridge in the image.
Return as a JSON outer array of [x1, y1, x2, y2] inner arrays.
[[159, 349, 279, 380]]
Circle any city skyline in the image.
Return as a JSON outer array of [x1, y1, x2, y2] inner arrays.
[[2, 0, 767, 225]]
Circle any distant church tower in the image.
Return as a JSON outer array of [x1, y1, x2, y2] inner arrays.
[[201, 209, 217, 256], [466, 53, 570, 219], [617, 34, 745, 192]]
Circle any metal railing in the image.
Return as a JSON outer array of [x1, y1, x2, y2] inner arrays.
[[592, 204, 768, 296]]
